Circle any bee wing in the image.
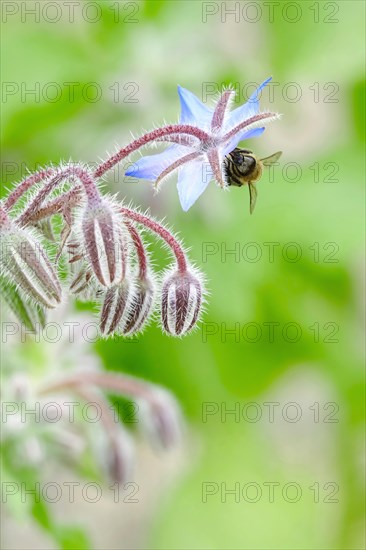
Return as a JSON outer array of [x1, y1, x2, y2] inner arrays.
[[248, 182, 258, 215], [261, 151, 282, 167]]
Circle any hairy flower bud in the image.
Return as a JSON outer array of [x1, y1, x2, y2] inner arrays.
[[0, 275, 46, 332], [121, 277, 155, 336], [105, 429, 134, 485], [0, 223, 61, 308], [161, 268, 203, 336], [100, 280, 131, 335], [138, 388, 181, 450], [80, 199, 128, 287]]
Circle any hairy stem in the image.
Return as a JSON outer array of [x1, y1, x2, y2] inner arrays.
[[21, 187, 83, 225], [121, 208, 187, 273], [124, 221, 148, 279], [4, 168, 54, 211], [39, 371, 156, 403], [17, 166, 100, 226], [93, 124, 209, 178]]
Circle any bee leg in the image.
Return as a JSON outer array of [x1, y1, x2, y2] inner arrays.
[[248, 182, 258, 214]]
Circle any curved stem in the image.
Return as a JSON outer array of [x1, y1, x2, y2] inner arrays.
[[93, 124, 209, 179], [38, 371, 179, 447], [17, 166, 100, 226], [4, 168, 54, 212], [155, 135, 199, 147], [124, 221, 148, 279], [121, 208, 187, 273], [22, 187, 83, 225], [38, 371, 155, 403]]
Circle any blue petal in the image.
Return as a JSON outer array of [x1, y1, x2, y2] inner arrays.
[[125, 146, 186, 181], [177, 159, 213, 211], [222, 127, 265, 156], [225, 77, 272, 131], [178, 85, 213, 127]]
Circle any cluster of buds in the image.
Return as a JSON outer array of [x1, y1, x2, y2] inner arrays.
[[2, 366, 182, 485], [1, 79, 280, 336], [0, 164, 205, 337]]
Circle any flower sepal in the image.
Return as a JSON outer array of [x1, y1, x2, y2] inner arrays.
[[0, 219, 61, 309], [161, 266, 204, 336], [80, 199, 129, 288]]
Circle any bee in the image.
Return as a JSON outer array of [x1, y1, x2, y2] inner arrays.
[[224, 148, 282, 214]]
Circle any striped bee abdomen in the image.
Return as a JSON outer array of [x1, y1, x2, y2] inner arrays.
[[224, 148, 257, 187]]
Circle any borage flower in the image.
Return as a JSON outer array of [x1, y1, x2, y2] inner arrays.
[[126, 77, 279, 210]]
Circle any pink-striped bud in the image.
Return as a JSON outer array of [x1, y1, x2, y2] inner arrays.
[[80, 200, 128, 288], [100, 280, 131, 335], [161, 268, 203, 336], [0, 224, 61, 308], [121, 277, 155, 336]]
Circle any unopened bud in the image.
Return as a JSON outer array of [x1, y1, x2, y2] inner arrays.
[[139, 388, 182, 449], [0, 275, 46, 332], [121, 277, 155, 336], [161, 268, 203, 336], [100, 280, 131, 335], [0, 224, 61, 308], [106, 431, 134, 485], [80, 200, 129, 287]]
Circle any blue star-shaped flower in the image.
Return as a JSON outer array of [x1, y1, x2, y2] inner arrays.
[[126, 77, 279, 211]]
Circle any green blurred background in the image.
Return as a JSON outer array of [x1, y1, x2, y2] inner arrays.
[[1, 1, 365, 549]]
